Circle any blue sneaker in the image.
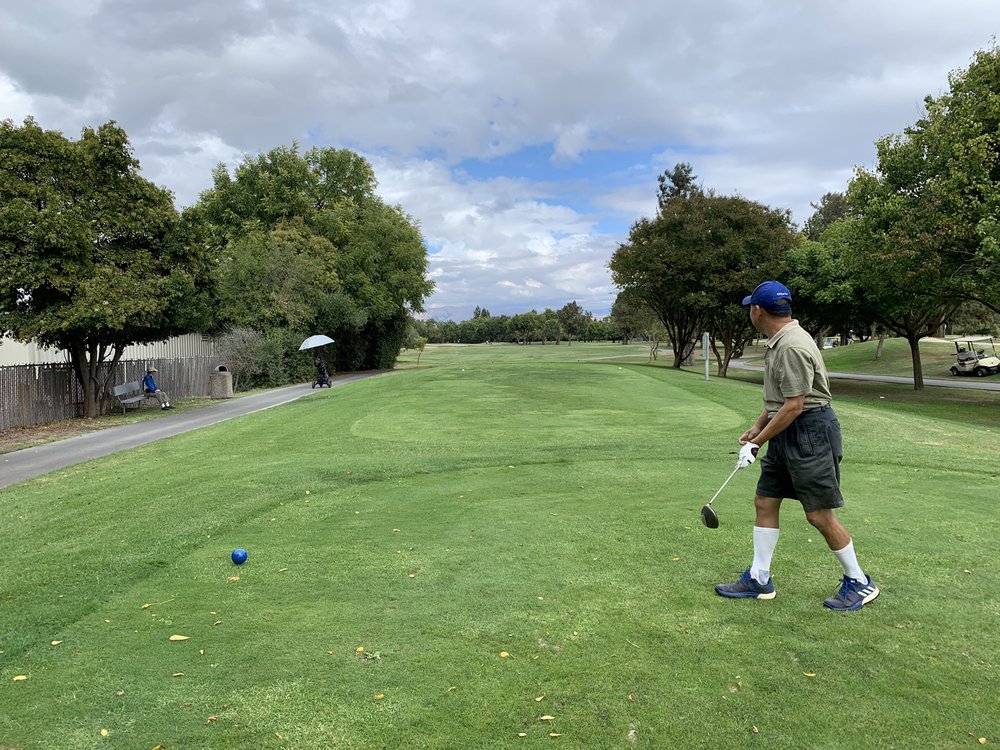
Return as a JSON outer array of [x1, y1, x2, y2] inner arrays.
[[824, 575, 879, 611], [715, 568, 775, 600]]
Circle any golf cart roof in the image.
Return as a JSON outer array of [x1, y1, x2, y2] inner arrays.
[[954, 336, 995, 343]]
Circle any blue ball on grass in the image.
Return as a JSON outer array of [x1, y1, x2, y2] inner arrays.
[[231, 548, 248, 565]]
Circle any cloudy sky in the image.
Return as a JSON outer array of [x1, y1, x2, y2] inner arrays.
[[2, 1, 998, 319]]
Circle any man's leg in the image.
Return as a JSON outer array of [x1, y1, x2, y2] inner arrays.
[[805, 509, 879, 610], [752, 495, 782, 584], [715, 495, 781, 600]]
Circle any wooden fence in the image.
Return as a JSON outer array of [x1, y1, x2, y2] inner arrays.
[[0, 357, 222, 431]]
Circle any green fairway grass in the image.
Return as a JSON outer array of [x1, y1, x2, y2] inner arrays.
[[740, 336, 976, 380], [2, 343, 997, 748]]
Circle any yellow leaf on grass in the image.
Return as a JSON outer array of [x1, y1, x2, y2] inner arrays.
[[169, 635, 190, 641], [671, 556, 680, 561], [374, 693, 385, 700], [228, 576, 240, 582], [100, 729, 109, 737], [540, 715, 555, 721], [172, 672, 184, 677], [51, 640, 63, 646], [803, 672, 816, 678], [518, 732, 527, 737], [500, 651, 510, 658], [979, 740, 987, 746], [549, 733, 562, 737], [356, 647, 365, 653], [535, 695, 544, 702], [142, 603, 151, 609], [13, 675, 27, 681]]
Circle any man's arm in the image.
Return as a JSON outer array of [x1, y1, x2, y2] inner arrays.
[[752, 395, 804, 446]]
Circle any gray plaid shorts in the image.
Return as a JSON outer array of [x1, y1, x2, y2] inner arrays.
[[756, 405, 845, 512]]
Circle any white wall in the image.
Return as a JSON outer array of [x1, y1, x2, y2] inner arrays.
[[0, 333, 217, 366]]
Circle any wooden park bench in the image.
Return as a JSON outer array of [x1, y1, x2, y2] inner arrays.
[[112, 381, 158, 414]]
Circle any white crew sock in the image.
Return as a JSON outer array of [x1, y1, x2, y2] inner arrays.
[[832, 540, 866, 583], [751, 526, 780, 584]]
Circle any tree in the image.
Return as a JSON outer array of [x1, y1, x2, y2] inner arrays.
[[415, 337, 428, 364], [196, 143, 433, 372], [0, 118, 213, 417], [556, 300, 589, 343], [802, 192, 848, 241], [657, 162, 702, 212], [846, 46, 1000, 388], [787, 222, 874, 342], [610, 190, 794, 371]]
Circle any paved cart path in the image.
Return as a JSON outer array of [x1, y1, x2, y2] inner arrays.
[[0, 374, 377, 491]]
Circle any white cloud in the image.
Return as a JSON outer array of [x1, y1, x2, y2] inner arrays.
[[2, 0, 998, 317]]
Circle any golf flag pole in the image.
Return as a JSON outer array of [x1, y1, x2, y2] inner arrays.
[[703, 331, 710, 380]]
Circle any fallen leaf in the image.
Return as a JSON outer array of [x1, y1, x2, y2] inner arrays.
[[142, 603, 151, 609], [540, 715, 555, 721], [752, 726, 760, 734], [356, 647, 365, 653], [500, 651, 510, 658], [116, 690, 125, 697], [965, 569, 972, 574], [199, 649, 205, 655], [51, 640, 63, 646], [549, 733, 562, 737], [279, 568, 289, 572], [168, 635, 190, 641], [535, 695, 545, 702], [172, 672, 185, 677], [803, 672, 816, 678], [14, 675, 27, 681], [447, 686, 456, 692], [207, 715, 218, 723], [214, 620, 223, 626], [627, 693, 635, 702], [979, 740, 987, 746], [100, 729, 109, 737], [227, 576, 240, 582], [374, 693, 385, 700], [671, 556, 680, 561], [276, 733, 283, 739]]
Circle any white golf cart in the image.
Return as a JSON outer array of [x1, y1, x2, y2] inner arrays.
[[950, 336, 1000, 377]]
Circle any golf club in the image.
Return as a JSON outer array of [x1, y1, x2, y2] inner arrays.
[[700, 465, 742, 529]]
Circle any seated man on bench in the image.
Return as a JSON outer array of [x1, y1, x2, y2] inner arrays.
[[143, 367, 173, 410]]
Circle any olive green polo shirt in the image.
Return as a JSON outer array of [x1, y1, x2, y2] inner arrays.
[[762, 320, 832, 417]]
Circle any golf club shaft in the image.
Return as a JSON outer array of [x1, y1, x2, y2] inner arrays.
[[707, 465, 741, 507]]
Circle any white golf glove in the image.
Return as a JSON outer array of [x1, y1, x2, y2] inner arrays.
[[736, 442, 760, 469]]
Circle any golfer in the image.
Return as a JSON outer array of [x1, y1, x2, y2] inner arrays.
[[715, 281, 879, 611], [142, 367, 173, 410]]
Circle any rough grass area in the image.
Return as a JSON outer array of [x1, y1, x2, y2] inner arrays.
[[1, 343, 997, 748]]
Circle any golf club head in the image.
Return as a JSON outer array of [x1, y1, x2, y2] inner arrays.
[[701, 503, 719, 529]]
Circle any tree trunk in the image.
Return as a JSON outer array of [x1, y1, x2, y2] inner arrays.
[[874, 332, 886, 361], [907, 335, 924, 390]]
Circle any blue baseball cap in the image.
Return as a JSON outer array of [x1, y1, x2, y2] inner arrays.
[[742, 281, 792, 313]]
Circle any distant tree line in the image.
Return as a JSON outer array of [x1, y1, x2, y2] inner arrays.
[[410, 302, 626, 345], [0, 121, 433, 416], [610, 45, 1000, 389]]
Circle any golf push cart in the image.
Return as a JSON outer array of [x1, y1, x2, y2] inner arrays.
[[950, 337, 1000, 377]]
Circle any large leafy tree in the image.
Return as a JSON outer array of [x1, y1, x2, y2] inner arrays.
[[197, 144, 433, 372], [846, 46, 1000, 388], [610, 167, 793, 371], [0, 118, 212, 417], [802, 192, 848, 241]]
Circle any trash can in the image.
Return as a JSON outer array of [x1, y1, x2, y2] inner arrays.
[[210, 365, 234, 399]]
